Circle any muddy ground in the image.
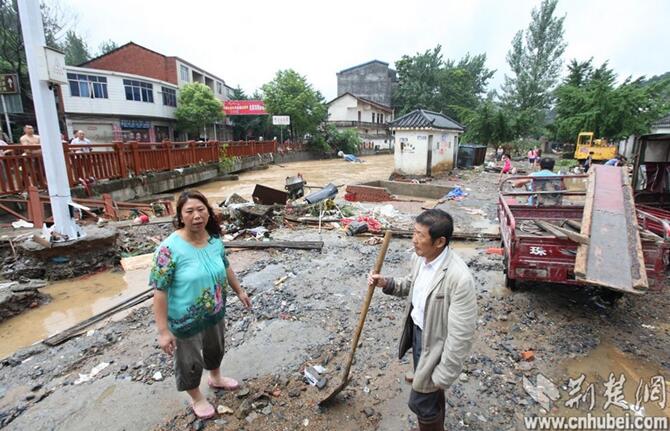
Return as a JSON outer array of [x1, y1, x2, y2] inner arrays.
[[0, 163, 668, 430]]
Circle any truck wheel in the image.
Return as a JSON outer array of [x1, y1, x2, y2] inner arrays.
[[505, 274, 517, 290], [502, 247, 517, 290], [599, 289, 623, 306]]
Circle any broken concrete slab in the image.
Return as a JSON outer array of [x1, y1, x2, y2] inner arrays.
[[361, 180, 453, 200]]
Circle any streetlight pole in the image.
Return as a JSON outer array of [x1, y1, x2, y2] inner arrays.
[[18, 0, 81, 239]]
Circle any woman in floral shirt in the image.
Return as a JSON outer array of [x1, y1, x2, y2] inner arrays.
[[151, 190, 252, 419]]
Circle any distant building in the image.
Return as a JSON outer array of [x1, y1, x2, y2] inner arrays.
[[326, 93, 393, 149], [336, 60, 397, 107], [389, 109, 464, 176], [79, 42, 233, 140]]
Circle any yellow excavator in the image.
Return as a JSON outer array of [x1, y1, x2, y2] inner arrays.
[[573, 132, 617, 161]]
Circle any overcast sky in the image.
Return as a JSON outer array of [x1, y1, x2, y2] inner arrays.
[[58, 0, 670, 101]]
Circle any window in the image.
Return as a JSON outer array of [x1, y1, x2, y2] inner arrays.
[[162, 87, 177, 107], [381, 113, 384, 123], [372, 113, 375, 123], [180, 65, 189, 82], [216, 82, 223, 94], [123, 79, 154, 103], [67, 73, 108, 99], [358, 111, 361, 122]]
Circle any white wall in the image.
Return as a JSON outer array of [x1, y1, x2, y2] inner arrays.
[[327, 94, 392, 123], [393, 129, 460, 175], [176, 60, 226, 102], [328, 94, 358, 121], [63, 66, 177, 119]]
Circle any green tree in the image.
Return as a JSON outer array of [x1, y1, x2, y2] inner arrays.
[[554, 61, 670, 141], [393, 46, 494, 121], [63, 30, 90, 65], [502, 0, 566, 137], [175, 83, 224, 138], [319, 125, 361, 154], [462, 99, 513, 147], [261, 69, 327, 145], [97, 39, 118, 56]]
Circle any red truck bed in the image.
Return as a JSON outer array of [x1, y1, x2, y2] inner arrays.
[[498, 177, 668, 292]]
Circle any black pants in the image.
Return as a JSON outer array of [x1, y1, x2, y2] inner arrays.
[[408, 324, 446, 421]]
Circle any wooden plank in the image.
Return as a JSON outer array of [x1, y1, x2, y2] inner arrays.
[[43, 289, 153, 346], [548, 223, 590, 245], [223, 240, 323, 250], [565, 219, 582, 231], [534, 220, 568, 240], [574, 169, 596, 278], [576, 166, 646, 293], [622, 173, 648, 290]]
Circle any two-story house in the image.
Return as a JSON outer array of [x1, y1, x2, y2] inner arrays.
[[70, 42, 233, 141]]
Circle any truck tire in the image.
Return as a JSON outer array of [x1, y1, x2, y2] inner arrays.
[[502, 243, 518, 290]]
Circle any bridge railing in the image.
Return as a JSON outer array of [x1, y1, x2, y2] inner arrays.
[[0, 140, 280, 194]]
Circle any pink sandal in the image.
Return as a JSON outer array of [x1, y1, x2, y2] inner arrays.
[[208, 376, 240, 391], [191, 399, 215, 419]]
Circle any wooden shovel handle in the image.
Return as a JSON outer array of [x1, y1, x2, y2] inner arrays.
[[342, 230, 393, 378]]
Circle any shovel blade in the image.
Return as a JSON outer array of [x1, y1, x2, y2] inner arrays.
[[318, 376, 349, 406]]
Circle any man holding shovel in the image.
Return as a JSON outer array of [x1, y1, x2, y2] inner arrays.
[[369, 209, 477, 430]]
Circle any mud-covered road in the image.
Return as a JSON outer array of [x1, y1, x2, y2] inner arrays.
[[1, 161, 668, 431]]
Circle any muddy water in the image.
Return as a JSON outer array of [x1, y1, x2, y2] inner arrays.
[[558, 342, 670, 419], [191, 154, 395, 202], [0, 269, 149, 359]]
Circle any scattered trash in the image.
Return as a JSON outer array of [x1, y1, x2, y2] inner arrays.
[[641, 324, 656, 330], [364, 236, 384, 245], [86, 329, 96, 337], [133, 214, 149, 224], [304, 366, 327, 389], [74, 362, 110, 385], [152, 371, 163, 381], [304, 183, 338, 204], [285, 174, 306, 200], [485, 247, 504, 255], [217, 405, 234, 415], [252, 184, 288, 205], [346, 221, 369, 236], [12, 220, 34, 229], [444, 186, 468, 201], [303, 418, 309, 427]]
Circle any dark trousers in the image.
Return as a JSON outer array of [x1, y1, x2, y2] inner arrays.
[[408, 324, 446, 422]]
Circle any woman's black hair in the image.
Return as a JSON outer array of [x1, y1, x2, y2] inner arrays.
[[173, 190, 222, 239]]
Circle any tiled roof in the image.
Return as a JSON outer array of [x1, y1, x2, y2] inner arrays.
[[388, 109, 464, 131], [653, 113, 670, 128]]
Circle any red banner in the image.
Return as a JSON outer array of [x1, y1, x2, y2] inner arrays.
[[223, 100, 268, 115]]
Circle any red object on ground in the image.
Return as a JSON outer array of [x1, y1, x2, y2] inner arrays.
[[485, 247, 504, 255], [341, 216, 383, 233], [344, 185, 395, 202], [520, 350, 535, 361], [139, 214, 150, 224]]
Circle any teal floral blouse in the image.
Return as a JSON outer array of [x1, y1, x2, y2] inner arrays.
[[149, 232, 229, 338]]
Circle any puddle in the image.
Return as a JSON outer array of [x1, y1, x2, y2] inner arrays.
[[0, 268, 149, 359], [184, 154, 395, 203], [556, 342, 670, 419]]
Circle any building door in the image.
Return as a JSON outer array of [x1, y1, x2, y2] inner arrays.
[[426, 135, 433, 176]]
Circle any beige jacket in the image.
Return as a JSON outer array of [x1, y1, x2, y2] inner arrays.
[[383, 249, 477, 393]]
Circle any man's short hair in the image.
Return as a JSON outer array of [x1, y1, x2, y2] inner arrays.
[[24, 125, 33, 130], [539, 157, 555, 171], [416, 209, 453, 246]]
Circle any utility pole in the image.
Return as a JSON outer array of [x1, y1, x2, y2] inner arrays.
[[18, 0, 81, 240]]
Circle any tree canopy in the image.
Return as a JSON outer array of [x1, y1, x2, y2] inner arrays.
[[393, 45, 494, 121], [261, 69, 327, 143], [553, 60, 670, 141], [501, 0, 566, 136], [63, 30, 90, 65], [174, 83, 224, 138]]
